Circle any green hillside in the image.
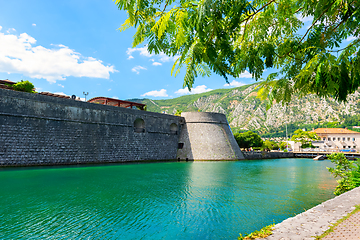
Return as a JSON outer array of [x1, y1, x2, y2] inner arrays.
[[128, 83, 360, 138]]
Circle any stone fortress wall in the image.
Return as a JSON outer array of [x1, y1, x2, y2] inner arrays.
[[177, 112, 245, 160], [0, 88, 183, 166]]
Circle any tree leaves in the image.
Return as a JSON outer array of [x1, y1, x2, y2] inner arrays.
[[115, 0, 360, 104]]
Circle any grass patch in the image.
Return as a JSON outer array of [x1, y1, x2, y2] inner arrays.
[[314, 204, 360, 239], [238, 224, 275, 240]]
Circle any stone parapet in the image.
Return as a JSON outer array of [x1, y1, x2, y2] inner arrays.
[[0, 88, 183, 166]]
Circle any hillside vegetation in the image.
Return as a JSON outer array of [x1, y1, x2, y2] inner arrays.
[[129, 83, 360, 138]]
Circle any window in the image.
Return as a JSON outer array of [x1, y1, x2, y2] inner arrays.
[[134, 118, 145, 133], [323, 137, 326, 141], [343, 137, 346, 141], [348, 137, 350, 141], [328, 137, 331, 141], [333, 137, 336, 141], [348, 146, 351, 148], [353, 138, 356, 141], [170, 123, 178, 135], [338, 137, 341, 141], [354, 146, 356, 148], [343, 146, 346, 148]]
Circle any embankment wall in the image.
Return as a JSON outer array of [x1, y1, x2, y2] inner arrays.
[[243, 151, 295, 159], [0, 88, 183, 166]]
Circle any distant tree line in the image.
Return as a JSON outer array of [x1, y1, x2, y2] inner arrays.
[[234, 129, 320, 151], [233, 131, 289, 151]]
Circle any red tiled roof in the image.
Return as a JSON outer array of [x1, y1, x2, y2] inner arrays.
[[314, 128, 360, 134], [0, 79, 16, 85], [88, 97, 146, 110], [39, 92, 70, 99]]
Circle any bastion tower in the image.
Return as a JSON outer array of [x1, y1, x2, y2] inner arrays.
[[177, 112, 245, 160]]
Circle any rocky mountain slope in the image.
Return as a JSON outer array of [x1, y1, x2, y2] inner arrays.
[[129, 83, 360, 136]]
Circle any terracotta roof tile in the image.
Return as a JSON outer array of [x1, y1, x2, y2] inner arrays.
[[313, 128, 360, 134]]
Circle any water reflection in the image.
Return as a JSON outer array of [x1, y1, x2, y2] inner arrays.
[[0, 159, 336, 239]]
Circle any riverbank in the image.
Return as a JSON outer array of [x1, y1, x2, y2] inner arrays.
[[261, 186, 360, 239]]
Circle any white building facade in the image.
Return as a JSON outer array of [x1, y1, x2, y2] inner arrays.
[[312, 128, 360, 152]]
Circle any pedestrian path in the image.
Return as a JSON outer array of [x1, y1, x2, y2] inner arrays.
[[322, 210, 360, 240]]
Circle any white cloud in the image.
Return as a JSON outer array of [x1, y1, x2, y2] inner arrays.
[[152, 62, 162, 66], [141, 89, 168, 97], [57, 83, 64, 88], [224, 80, 246, 87], [126, 46, 179, 63], [175, 85, 213, 95], [346, 36, 356, 42], [108, 88, 111, 91], [239, 70, 252, 78], [7, 28, 16, 33], [158, 53, 179, 62], [112, 96, 119, 99], [0, 26, 2, 31], [0, 30, 117, 83], [32, 23, 36, 27], [126, 46, 153, 59], [131, 65, 147, 74]]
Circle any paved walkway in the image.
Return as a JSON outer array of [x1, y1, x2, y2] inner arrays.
[[260, 186, 360, 240], [322, 211, 360, 239]]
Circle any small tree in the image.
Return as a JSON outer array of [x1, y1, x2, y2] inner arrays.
[[262, 140, 278, 151], [328, 153, 360, 195], [279, 142, 288, 150], [291, 129, 320, 148], [234, 131, 263, 149], [12, 80, 35, 93]]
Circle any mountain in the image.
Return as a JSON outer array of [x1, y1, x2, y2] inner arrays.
[[128, 83, 360, 138]]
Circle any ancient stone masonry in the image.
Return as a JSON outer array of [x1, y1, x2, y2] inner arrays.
[[0, 88, 183, 166], [177, 112, 245, 160]]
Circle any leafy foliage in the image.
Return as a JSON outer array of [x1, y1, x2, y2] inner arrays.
[[10, 80, 35, 93], [115, 0, 360, 103], [174, 109, 182, 116], [262, 140, 279, 151], [234, 131, 263, 149], [327, 153, 360, 196], [291, 129, 320, 148], [238, 224, 275, 240]]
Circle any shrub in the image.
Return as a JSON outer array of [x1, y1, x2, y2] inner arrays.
[[327, 153, 360, 195], [12, 80, 35, 93]]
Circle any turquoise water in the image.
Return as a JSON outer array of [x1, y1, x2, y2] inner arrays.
[[0, 159, 337, 239]]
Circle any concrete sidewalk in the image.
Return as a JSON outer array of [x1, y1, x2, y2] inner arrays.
[[261, 186, 360, 240]]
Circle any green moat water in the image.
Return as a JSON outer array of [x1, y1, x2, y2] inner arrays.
[[0, 159, 337, 239]]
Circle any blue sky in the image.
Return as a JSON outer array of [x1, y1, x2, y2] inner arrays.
[[0, 0, 261, 100]]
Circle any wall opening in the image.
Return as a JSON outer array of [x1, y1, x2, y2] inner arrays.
[[170, 123, 178, 135], [134, 118, 145, 133]]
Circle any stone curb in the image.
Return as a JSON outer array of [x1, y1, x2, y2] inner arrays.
[[261, 186, 360, 240]]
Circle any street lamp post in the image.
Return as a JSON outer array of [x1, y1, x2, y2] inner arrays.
[[83, 92, 89, 102]]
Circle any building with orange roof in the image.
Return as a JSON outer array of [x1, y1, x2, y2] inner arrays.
[[312, 128, 360, 151]]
